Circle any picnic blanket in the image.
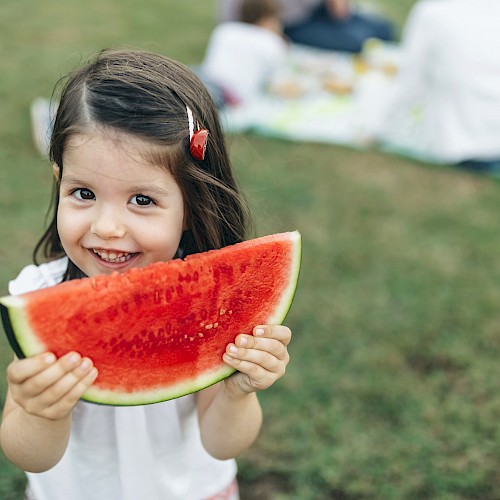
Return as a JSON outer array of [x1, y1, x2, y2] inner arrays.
[[220, 41, 401, 150]]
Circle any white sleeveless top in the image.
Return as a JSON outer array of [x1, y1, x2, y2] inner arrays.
[[9, 258, 237, 500]]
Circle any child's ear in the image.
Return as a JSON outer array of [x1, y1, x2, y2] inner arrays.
[[52, 164, 60, 180]]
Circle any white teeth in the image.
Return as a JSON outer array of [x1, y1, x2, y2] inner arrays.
[[93, 249, 132, 263]]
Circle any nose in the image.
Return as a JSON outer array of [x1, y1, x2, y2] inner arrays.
[[90, 204, 127, 240]]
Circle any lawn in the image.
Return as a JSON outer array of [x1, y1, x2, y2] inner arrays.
[[1, 1, 500, 499]]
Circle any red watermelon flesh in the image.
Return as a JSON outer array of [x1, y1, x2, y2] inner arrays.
[[0, 231, 301, 405]]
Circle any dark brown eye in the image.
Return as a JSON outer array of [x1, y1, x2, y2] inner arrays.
[[74, 188, 95, 200], [131, 194, 154, 206]]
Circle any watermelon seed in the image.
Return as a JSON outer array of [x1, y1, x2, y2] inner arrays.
[[219, 308, 226, 316], [198, 332, 204, 338], [214, 322, 218, 328]]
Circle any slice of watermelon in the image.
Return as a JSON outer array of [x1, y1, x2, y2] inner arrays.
[[0, 231, 301, 406]]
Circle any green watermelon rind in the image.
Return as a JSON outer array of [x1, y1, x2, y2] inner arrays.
[[83, 365, 238, 406], [0, 230, 302, 406], [265, 230, 302, 324], [0, 296, 47, 358]]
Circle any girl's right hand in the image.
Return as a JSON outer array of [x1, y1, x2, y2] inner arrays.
[[7, 352, 98, 421]]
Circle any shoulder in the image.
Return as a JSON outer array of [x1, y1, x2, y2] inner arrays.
[[401, 0, 447, 46], [8, 257, 68, 295]]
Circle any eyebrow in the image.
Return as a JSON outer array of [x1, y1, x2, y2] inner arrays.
[[60, 175, 82, 184], [129, 184, 173, 197], [60, 175, 174, 197]]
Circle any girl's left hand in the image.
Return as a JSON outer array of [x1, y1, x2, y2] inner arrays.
[[222, 325, 291, 395]]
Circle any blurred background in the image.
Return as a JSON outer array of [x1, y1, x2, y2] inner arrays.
[[1, 1, 500, 498]]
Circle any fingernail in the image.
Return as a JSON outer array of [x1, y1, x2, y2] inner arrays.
[[80, 359, 91, 370], [255, 328, 265, 336], [68, 353, 80, 365], [43, 353, 56, 364], [239, 336, 248, 346], [229, 345, 238, 354]]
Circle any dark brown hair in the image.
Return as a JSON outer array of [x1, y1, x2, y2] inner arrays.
[[240, 0, 281, 25], [34, 48, 252, 280]]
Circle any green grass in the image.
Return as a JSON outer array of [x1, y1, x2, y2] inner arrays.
[[2, 1, 500, 498]]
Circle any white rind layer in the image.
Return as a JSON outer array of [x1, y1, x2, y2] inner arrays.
[[0, 295, 48, 356], [267, 230, 302, 325], [83, 365, 237, 406]]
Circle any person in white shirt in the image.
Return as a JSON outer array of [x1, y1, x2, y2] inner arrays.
[[377, 0, 500, 172]]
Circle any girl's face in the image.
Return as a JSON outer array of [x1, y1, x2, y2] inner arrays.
[[56, 131, 185, 278]]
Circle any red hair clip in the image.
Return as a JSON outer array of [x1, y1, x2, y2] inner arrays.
[[186, 106, 209, 161], [190, 129, 209, 161]]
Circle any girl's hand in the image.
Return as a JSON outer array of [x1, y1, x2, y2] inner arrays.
[[7, 352, 98, 421], [222, 325, 291, 395]]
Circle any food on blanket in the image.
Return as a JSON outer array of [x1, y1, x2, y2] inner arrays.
[[0, 231, 302, 405], [352, 55, 369, 75], [381, 63, 398, 77], [269, 81, 306, 98], [268, 75, 311, 98], [322, 77, 354, 95]]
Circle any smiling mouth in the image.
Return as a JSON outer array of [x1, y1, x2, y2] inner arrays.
[[92, 249, 136, 263]]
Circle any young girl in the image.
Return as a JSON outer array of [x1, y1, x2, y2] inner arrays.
[[0, 48, 292, 500]]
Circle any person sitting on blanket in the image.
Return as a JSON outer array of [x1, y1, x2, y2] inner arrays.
[[376, 0, 500, 173], [200, 0, 288, 107], [218, 0, 395, 54]]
